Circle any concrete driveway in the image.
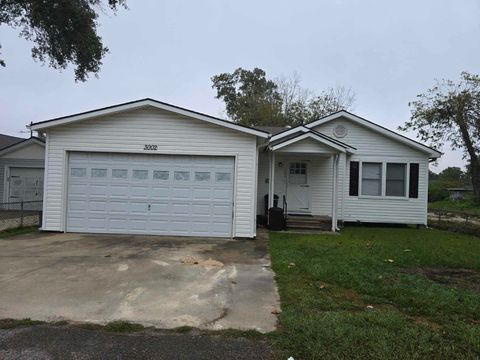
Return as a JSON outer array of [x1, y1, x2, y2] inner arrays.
[[0, 230, 279, 332]]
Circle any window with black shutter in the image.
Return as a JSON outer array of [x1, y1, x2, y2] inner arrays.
[[349, 161, 359, 196], [409, 163, 419, 198]]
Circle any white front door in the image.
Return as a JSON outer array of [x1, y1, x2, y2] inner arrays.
[[286, 161, 310, 213]]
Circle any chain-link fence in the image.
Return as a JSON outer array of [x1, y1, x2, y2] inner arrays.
[[0, 201, 43, 231]]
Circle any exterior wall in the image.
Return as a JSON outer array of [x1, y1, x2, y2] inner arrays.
[[313, 117, 430, 225], [42, 107, 258, 237], [0, 158, 45, 202], [1, 143, 45, 160]]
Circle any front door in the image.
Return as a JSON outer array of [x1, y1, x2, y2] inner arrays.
[[286, 162, 310, 213]]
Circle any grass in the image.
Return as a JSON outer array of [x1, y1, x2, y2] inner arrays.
[[0, 318, 45, 329], [0, 226, 38, 239], [104, 321, 145, 333], [429, 198, 480, 216], [269, 227, 480, 359]]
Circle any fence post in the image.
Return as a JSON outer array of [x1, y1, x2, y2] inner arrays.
[[20, 201, 24, 227]]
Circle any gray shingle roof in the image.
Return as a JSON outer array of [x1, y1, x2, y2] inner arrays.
[[0, 134, 24, 150]]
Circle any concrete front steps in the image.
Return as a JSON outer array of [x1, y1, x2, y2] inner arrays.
[[286, 215, 332, 231]]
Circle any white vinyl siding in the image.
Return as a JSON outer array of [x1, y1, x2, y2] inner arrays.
[[42, 107, 258, 237], [312, 118, 430, 225]]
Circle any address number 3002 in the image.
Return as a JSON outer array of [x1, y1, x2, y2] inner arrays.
[[144, 144, 158, 151]]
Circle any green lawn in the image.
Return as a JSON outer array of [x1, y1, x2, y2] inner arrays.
[[269, 227, 480, 359], [429, 198, 480, 216]]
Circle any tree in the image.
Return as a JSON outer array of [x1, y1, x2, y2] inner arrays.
[[276, 74, 355, 126], [211, 67, 285, 126], [0, 0, 126, 81], [400, 72, 480, 203], [212, 68, 356, 127]]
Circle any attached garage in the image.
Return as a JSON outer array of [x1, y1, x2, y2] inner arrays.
[[30, 98, 269, 238], [67, 152, 234, 237]]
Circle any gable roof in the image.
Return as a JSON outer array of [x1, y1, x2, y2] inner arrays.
[[269, 127, 356, 153], [270, 110, 442, 158], [28, 98, 270, 138], [0, 133, 24, 150], [0, 136, 45, 157]]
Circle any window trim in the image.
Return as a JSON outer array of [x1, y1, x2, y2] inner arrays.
[[353, 160, 411, 199]]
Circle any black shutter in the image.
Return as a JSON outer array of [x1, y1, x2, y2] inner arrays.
[[409, 163, 419, 198], [349, 161, 359, 196]]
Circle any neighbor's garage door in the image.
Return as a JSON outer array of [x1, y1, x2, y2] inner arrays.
[[67, 152, 234, 237]]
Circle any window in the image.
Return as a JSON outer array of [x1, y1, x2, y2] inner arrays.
[[386, 163, 406, 196], [132, 170, 148, 180], [215, 172, 231, 182], [289, 162, 306, 175], [153, 170, 169, 180], [91, 168, 107, 178], [195, 172, 211, 182], [174, 171, 190, 181], [112, 169, 128, 179], [71, 168, 86, 177], [361, 162, 382, 196], [289, 162, 307, 185]]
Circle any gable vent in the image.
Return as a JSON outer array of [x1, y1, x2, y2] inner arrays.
[[333, 124, 347, 138]]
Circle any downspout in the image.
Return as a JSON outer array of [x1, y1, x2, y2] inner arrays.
[[331, 154, 340, 232]]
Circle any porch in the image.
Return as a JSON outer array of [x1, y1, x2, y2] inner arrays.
[[257, 128, 356, 232]]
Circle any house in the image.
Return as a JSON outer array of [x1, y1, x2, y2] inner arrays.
[[28, 98, 441, 238], [0, 135, 45, 208], [447, 188, 472, 201]]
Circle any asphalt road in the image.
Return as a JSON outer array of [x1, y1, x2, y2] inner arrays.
[[0, 325, 274, 360]]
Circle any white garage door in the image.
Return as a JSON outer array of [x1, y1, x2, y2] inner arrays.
[[67, 152, 234, 237], [8, 167, 44, 210]]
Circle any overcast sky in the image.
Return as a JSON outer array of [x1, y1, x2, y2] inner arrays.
[[1, 0, 479, 172]]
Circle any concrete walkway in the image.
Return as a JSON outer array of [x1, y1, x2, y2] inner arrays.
[[0, 230, 279, 333]]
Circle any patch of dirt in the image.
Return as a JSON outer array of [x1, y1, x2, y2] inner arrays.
[[180, 256, 224, 268], [408, 315, 443, 331], [403, 267, 480, 292]]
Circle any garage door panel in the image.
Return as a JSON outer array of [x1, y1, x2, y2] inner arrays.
[[149, 202, 170, 215], [191, 204, 212, 216], [110, 185, 130, 197], [213, 189, 233, 200], [67, 152, 234, 237], [150, 187, 171, 198], [88, 200, 108, 212], [192, 188, 213, 200], [89, 185, 108, 196], [129, 186, 150, 197]]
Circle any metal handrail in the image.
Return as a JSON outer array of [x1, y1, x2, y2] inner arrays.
[[283, 195, 287, 221]]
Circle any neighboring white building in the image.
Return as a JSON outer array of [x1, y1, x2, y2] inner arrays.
[[29, 98, 441, 238], [0, 136, 45, 208]]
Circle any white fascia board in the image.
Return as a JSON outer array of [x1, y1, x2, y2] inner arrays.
[[0, 137, 45, 157], [305, 111, 442, 158], [28, 99, 269, 138], [269, 126, 309, 141], [269, 132, 346, 153]]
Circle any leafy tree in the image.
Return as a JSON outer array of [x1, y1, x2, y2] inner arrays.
[[277, 74, 355, 125], [400, 72, 480, 203], [212, 68, 355, 127], [0, 0, 126, 81], [211, 68, 285, 126]]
